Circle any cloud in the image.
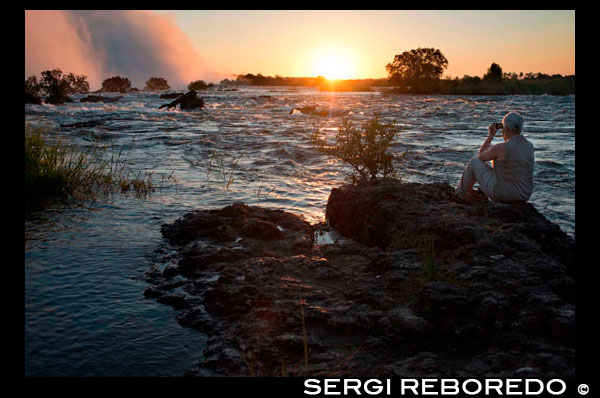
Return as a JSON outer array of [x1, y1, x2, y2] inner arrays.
[[25, 10, 207, 89]]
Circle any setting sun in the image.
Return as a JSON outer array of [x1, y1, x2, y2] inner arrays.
[[311, 47, 356, 80]]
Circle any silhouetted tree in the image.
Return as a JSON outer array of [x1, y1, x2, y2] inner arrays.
[[40, 69, 69, 103], [25, 75, 40, 96], [236, 74, 253, 84], [534, 72, 550, 80], [503, 72, 519, 80], [188, 80, 209, 90], [462, 75, 481, 84], [386, 48, 448, 91], [37, 69, 88, 103], [484, 63, 503, 82], [102, 76, 132, 93], [64, 73, 90, 94], [26, 69, 89, 99], [145, 77, 170, 91]]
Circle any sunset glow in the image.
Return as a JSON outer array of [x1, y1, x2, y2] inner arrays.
[[311, 47, 356, 80], [25, 10, 575, 89]]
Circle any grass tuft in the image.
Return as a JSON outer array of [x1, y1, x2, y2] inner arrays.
[[25, 126, 172, 215]]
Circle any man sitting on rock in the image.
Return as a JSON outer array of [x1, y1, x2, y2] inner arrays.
[[455, 111, 534, 203]]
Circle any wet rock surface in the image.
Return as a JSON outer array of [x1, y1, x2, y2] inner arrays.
[[159, 90, 204, 110], [80, 95, 123, 103], [148, 180, 575, 377], [289, 106, 351, 118], [160, 92, 184, 99]]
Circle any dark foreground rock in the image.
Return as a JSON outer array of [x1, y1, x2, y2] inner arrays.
[[149, 180, 575, 377]]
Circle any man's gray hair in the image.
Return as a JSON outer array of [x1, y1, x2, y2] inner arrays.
[[502, 111, 524, 134]]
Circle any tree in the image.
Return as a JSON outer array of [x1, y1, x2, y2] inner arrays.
[[188, 80, 209, 90], [26, 69, 89, 96], [386, 48, 448, 91], [25, 75, 40, 96], [483, 63, 503, 82], [102, 76, 132, 93], [145, 77, 170, 91], [64, 73, 90, 94], [38, 69, 72, 103]]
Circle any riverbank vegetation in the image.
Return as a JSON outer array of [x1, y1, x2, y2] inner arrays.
[[25, 127, 165, 215]]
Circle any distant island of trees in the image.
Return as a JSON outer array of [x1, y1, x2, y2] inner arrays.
[[25, 47, 574, 104], [222, 47, 574, 95]]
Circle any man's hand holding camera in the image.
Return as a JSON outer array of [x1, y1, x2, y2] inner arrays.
[[489, 122, 503, 137]]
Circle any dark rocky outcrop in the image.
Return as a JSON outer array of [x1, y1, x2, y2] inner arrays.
[[80, 95, 123, 103], [44, 94, 73, 105], [160, 92, 184, 99], [149, 180, 575, 377], [289, 106, 351, 117], [326, 179, 575, 277], [159, 90, 204, 110]]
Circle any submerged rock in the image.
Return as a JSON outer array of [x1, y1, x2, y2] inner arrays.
[[149, 180, 575, 377], [60, 120, 103, 129], [80, 95, 123, 103], [290, 106, 351, 117], [160, 92, 184, 99]]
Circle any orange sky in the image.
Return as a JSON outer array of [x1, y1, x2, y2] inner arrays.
[[163, 10, 574, 81], [26, 10, 575, 87]]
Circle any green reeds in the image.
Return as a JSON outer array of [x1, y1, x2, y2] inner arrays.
[[25, 126, 169, 213]]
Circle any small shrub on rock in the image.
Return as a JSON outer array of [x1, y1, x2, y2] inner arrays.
[[312, 114, 406, 183]]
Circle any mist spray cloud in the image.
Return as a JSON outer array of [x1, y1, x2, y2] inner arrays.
[[25, 10, 207, 89]]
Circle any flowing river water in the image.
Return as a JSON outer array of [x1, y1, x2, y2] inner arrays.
[[25, 87, 574, 376]]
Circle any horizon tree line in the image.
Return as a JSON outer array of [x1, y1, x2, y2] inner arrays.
[[26, 50, 574, 101], [25, 70, 215, 101]]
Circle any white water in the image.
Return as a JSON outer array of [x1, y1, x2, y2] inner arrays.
[[25, 87, 575, 376]]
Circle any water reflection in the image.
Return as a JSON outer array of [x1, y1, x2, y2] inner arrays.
[[25, 88, 574, 376]]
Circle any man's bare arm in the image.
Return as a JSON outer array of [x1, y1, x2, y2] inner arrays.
[[479, 135, 495, 155], [479, 143, 505, 162], [478, 123, 505, 161]]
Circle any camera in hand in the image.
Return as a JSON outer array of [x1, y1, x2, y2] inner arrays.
[[494, 123, 503, 130]]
